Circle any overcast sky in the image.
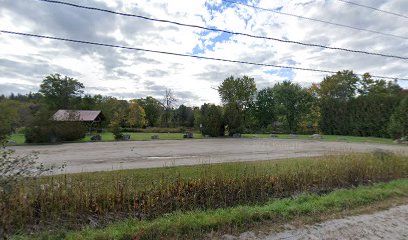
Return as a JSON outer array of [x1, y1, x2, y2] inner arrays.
[[0, 0, 407, 105]]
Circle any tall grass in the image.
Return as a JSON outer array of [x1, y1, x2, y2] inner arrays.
[[1, 153, 408, 234]]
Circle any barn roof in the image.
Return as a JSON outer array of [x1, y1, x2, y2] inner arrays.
[[52, 110, 104, 122]]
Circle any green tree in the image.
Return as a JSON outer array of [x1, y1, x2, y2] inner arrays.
[[175, 105, 194, 127], [39, 73, 84, 109], [300, 84, 321, 133], [319, 70, 359, 101], [79, 94, 98, 110], [358, 73, 402, 97], [109, 111, 124, 140], [218, 76, 257, 134], [0, 100, 20, 143], [272, 81, 312, 133], [193, 106, 201, 129], [254, 87, 276, 129], [199, 103, 224, 137], [138, 96, 163, 127], [388, 96, 408, 139]]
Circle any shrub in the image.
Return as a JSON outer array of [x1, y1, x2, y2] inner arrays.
[[54, 122, 87, 141], [0, 145, 56, 235], [25, 125, 54, 143], [25, 110, 87, 143]]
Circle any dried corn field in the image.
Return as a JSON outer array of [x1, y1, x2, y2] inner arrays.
[[2, 152, 408, 235]]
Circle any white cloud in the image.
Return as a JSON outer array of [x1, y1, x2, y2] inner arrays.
[[0, 0, 407, 104]]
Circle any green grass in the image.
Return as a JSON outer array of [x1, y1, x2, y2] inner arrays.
[[242, 133, 395, 145], [7, 132, 202, 145], [13, 178, 408, 240], [9, 133, 25, 144], [8, 132, 396, 145]]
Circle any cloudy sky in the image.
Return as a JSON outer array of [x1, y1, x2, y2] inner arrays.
[[0, 0, 407, 105]]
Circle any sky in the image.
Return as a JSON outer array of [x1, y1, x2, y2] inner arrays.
[[0, 0, 407, 105]]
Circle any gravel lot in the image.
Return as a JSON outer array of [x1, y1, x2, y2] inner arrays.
[[222, 204, 408, 240], [10, 138, 408, 174]]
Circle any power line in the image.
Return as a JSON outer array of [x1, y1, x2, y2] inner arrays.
[[1, 30, 407, 81], [223, 0, 408, 40], [336, 0, 408, 19], [34, 0, 408, 61]]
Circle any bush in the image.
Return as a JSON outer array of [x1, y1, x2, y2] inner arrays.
[[25, 109, 87, 143], [112, 129, 123, 140], [25, 125, 54, 143], [54, 122, 87, 141]]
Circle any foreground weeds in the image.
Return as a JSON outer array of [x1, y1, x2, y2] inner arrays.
[[2, 153, 408, 236]]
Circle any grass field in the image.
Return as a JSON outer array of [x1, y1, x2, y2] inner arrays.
[[9, 133, 25, 144], [8, 132, 203, 145], [8, 132, 396, 145]]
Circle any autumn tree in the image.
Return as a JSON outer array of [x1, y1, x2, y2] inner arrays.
[[126, 100, 147, 128], [95, 96, 128, 127], [138, 96, 163, 127], [109, 111, 124, 140]]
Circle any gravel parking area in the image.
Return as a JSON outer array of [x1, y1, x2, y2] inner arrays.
[[10, 138, 408, 174], [223, 204, 408, 240]]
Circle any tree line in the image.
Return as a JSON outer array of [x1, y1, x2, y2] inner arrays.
[[1, 71, 407, 143]]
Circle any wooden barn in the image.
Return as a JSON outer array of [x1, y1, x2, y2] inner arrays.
[[52, 110, 105, 131]]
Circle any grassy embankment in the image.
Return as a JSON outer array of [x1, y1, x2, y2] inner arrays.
[[5, 153, 408, 239], [9, 132, 395, 145]]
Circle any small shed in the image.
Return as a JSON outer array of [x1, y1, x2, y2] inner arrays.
[[52, 110, 105, 132]]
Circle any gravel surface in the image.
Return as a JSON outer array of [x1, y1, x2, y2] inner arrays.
[[10, 138, 408, 174], [222, 205, 408, 240]]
